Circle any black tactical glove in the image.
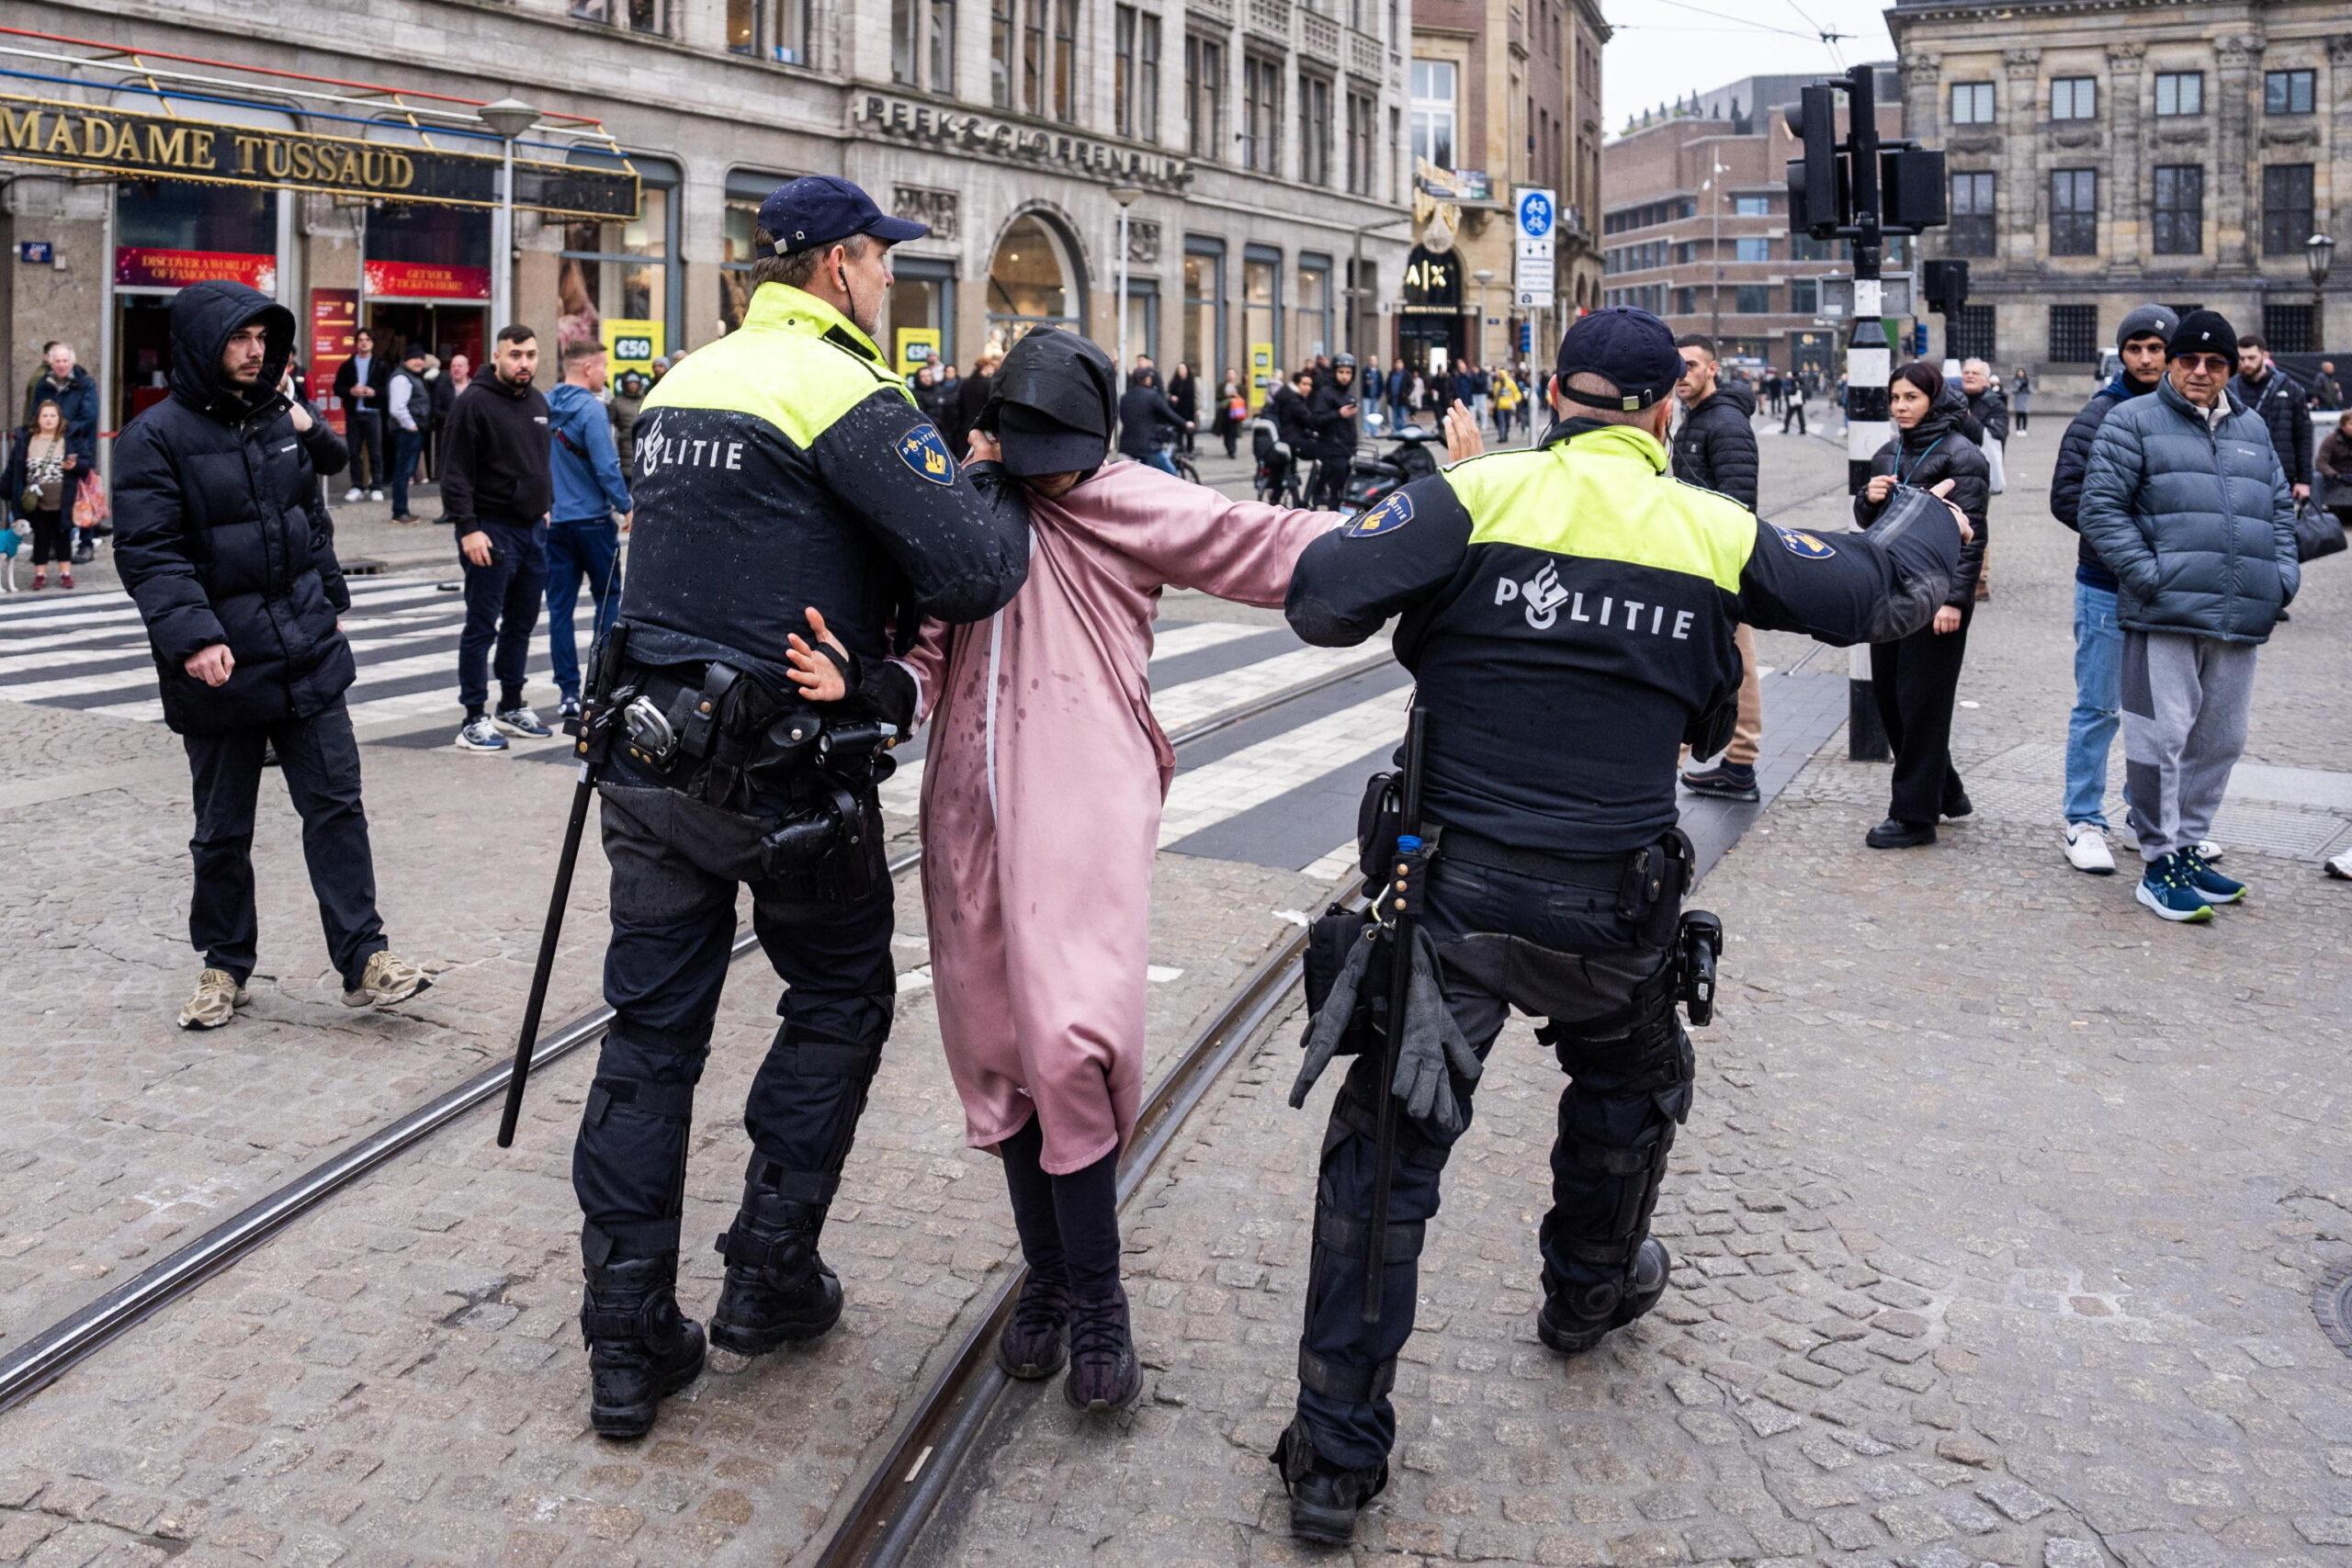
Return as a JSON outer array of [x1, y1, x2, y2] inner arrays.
[[1390, 927, 1482, 1135], [1289, 924, 1375, 1109]]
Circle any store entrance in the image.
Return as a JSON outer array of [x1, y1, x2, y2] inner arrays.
[[365, 303, 485, 373], [114, 296, 176, 429]]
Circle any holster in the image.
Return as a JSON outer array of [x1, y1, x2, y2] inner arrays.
[[1302, 903, 1384, 1062]]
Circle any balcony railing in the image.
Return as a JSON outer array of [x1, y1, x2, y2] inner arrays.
[[1346, 28, 1381, 79], [1301, 9, 1340, 64], [1246, 0, 1291, 42]]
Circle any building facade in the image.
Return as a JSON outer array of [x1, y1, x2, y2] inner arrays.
[[0, 0, 1419, 444], [1599, 70, 1905, 378], [1399, 0, 1605, 375], [1890, 0, 2348, 379]]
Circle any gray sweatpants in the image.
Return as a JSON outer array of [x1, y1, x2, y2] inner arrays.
[[2120, 630, 2257, 863]]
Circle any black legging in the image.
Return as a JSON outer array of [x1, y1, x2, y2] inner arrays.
[[24, 507, 67, 565], [1870, 609, 1973, 826]]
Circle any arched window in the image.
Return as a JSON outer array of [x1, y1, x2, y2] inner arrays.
[[985, 210, 1085, 347]]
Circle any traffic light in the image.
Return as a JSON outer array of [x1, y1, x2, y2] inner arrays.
[[1881, 146, 1948, 232], [1785, 85, 1842, 239], [1920, 258, 1971, 316]]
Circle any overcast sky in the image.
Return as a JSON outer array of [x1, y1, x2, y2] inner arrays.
[[1600, 0, 1898, 132]]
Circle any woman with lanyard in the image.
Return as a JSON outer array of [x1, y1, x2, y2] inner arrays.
[[1852, 359, 1991, 848]]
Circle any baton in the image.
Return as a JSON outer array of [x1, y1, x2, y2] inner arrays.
[[1362, 704, 1427, 1326], [496, 621, 628, 1147]]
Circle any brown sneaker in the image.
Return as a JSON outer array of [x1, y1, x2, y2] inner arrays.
[[343, 951, 432, 1010], [177, 968, 249, 1031]]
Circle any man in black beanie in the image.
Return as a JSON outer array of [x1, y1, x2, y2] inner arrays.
[[2076, 310, 2299, 923]]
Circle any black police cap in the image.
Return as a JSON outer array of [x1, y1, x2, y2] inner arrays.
[[1554, 306, 1682, 412], [757, 175, 928, 257]]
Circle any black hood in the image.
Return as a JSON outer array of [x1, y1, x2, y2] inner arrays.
[[168, 279, 295, 419], [1707, 379, 1757, 418], [985, 329, 1117, 443]]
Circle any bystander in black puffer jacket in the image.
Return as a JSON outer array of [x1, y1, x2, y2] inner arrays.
[[1670, 378, 1758, 512], [115, 279, 355, 736], [1855, 386, 1990, 606]]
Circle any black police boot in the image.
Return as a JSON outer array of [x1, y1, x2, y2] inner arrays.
[[708, 1181, 843, 1356], [580, 1255, 707, 1440], [1539, 1235, 1671, 1356], [1270, 1415, 1389, 1546], [1062, 1283, 1141, 1414]]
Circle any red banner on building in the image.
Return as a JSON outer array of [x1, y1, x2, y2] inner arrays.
[[115, 247, 277, 292], [363, 259, 490, 301], [311, 288, 359, 434]]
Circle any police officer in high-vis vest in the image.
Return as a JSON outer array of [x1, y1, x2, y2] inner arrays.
[[570, 176, 1031, 1439], [1271, 308, 1972, 1542]]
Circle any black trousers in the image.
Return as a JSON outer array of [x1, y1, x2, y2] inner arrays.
[[1295, 852, 1692, 1472], [182, 696, 387, 988], [25, 507, 66, 565], [457, 520, 548, 716], [347, 412, 384, 491], [572, 779, 895, 1268], [1870, 610, 1973, 826], [1308, 454, 1351, 509]]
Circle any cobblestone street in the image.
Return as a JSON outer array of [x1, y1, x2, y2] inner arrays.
[[3, 418, 2348, 1568]]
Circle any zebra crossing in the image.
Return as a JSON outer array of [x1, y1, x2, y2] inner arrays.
[[0, 575, 1409, 874]]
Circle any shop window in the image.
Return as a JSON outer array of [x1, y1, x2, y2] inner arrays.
[[987, 211, 1083, 346], [719, 168, 796, 333], [2048, 303, 2098, 364], [889, 256, 958, 374], [2152, 165, 2202, 256], [1115, 6, 1161, 141], [1183, 240, 1227, 384], [560, 154, 680, 355], [116, 178, 276, 258], [1242, 54, 1283, 175], [1122, 281, 1158, 367], [2261, 164, 2313, 255], [2154, 72, 2202, 118], [1185, 35, 1226, 161], [1242, 246, 1283, 392], [1297, 258, 1330, 362], [1408, 58, 1454, 172]]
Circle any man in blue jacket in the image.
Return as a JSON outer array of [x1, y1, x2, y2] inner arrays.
[[2077, 310, 2298, 923], [546, 337, 633, 719]]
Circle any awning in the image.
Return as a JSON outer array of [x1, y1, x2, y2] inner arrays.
[[0, 24, 639, 221]]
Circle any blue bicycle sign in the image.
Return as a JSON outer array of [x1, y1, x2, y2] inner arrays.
[[1517, 189, 1555, 239]]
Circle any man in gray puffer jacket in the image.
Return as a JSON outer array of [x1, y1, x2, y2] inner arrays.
[[2077, 310, 2298, 924]]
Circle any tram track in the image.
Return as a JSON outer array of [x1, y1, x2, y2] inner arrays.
[[0, 648, 1399, 1417]]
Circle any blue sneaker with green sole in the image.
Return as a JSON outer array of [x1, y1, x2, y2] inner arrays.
[[2178, 846, 2246, 905], [2136, 852, 2215, 923]]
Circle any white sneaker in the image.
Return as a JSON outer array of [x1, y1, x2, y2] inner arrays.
[[2064, 822, 2116, 875], [368, 489, 385, 502], [2196, 840, 2223, 863], [343, 487, 363, 502]]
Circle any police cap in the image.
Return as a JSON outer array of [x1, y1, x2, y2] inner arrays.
[[758, 175, 928, 257], [1554, 306, 1681, 412]]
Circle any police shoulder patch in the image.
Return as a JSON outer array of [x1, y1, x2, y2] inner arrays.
[[896, 423, 957, 486], [1345, 491, 1414, 539], [1771, 525, 1838, 560]]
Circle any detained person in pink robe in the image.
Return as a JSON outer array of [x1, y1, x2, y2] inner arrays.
[[786, 329, 1338, 1415]]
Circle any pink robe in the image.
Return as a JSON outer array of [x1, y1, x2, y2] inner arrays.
[[897, 460, 1337, 1173]]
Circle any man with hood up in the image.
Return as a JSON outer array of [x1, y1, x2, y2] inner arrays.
[[113, 280, 432, 1031], [783, 327, 1337, 1418]]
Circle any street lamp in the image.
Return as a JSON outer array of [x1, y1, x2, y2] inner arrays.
[[479, 97, 538, 331], [1703, 157, 1729, 340], [1110, 185, 1144, 388], [2310, 231, 2336, 349], [1472, 268, 1495, 367]]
